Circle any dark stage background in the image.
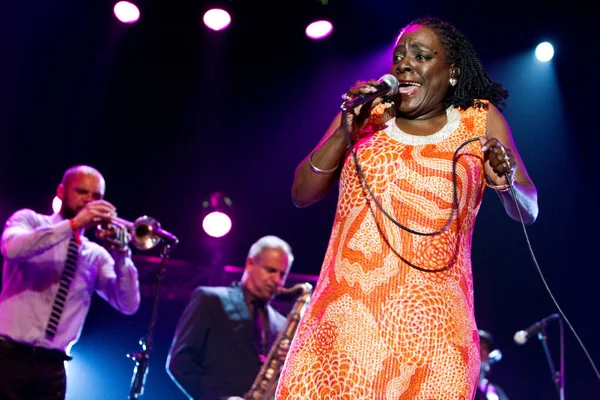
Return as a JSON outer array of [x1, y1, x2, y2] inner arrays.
[[1, 0, 598, 399]]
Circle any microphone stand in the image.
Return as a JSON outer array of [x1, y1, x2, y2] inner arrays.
[[127, 242, 174, 399], [538, 319, 565, 400]]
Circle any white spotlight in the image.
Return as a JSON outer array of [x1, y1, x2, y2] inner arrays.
[[535, 42, 554, 62]]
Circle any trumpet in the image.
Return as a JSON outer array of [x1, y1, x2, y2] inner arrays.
[[95, 215, 179, 251]]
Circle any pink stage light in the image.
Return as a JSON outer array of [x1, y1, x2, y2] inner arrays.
[[202, 211, 232, 238], [52, 196, 62, 214], [113, 1, 140, 24], [305, 20, 333, 40], [203, 8, 231, 31]]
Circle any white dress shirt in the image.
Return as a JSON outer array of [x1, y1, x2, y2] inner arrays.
[[0, 209, 140, 353]]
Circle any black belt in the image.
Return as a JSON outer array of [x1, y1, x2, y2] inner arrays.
[[0, 336, 72, 362]]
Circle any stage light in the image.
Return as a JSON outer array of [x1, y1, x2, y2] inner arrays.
[[52, 196, 62, 214], [201, 192, 233, 238], [305, 20, 333, 40], [535, 42, 554, 62], [203, 8, 231, 31], [113, 1, 140, 24], [202, 212, 232, 238], [489, 349, 503, 364]]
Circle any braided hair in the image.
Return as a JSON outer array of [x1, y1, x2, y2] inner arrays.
[[406, 17, 509, 111]]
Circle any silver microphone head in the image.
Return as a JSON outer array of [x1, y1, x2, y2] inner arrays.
[[514, 330, 528, 345], [379, 74, 399, 96]]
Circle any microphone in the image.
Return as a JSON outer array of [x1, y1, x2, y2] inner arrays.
[[156, 227, 179, 246], [514, 313, 561, 345], [341, 74, 400, 111]]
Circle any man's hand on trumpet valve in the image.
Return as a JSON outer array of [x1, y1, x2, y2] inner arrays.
[[71, 200, 117, 230], [96, 223, 131, 253]]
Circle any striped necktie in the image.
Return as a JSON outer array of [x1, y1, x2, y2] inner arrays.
[[45, 235, 79, 340]]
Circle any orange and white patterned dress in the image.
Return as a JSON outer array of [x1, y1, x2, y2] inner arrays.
[[276, 102, 489, 399]]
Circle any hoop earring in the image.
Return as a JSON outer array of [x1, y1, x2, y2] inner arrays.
[[449, 77, 458, 87]]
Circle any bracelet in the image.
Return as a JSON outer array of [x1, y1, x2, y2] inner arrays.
[[484, 175, 514, 192], [308, 151, 339, 175], [69, 219, 82, 245]]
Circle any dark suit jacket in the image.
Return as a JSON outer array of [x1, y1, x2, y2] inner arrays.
[[166, 283, 287, 400]]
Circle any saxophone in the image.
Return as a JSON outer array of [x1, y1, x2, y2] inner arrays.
[[244, 282, 313, 400]]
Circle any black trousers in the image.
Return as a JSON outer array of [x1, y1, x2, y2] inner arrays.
[[0, 337, 70, 400]]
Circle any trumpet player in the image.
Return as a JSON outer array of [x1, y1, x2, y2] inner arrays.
[[166, 235, 294, 400], [0, 165, 141, 400]]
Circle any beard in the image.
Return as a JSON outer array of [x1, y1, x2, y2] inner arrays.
[[61, 207, 76, 219], [60, 191, 82, 220], [60, 200, 79, 219]]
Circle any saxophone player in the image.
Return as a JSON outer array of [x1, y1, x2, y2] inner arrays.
[[166, 235, 295, 400]]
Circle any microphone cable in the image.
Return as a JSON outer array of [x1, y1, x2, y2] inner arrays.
[[341, 111, 479, 237], [340, 108, 600, 384], [504, 173, 600, 383]]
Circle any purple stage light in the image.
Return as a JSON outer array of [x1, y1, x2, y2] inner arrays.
[[113, 1, 140, 24], [202, 211, 232, 238], [305, 20, 333, 40], [201, 192, 233, 238], [203, 8, 232, 31], [52, 196, 61, 213]]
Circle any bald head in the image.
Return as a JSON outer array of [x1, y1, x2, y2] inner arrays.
[[57, 165, 106, 219], [62, 165, 104, 188]]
